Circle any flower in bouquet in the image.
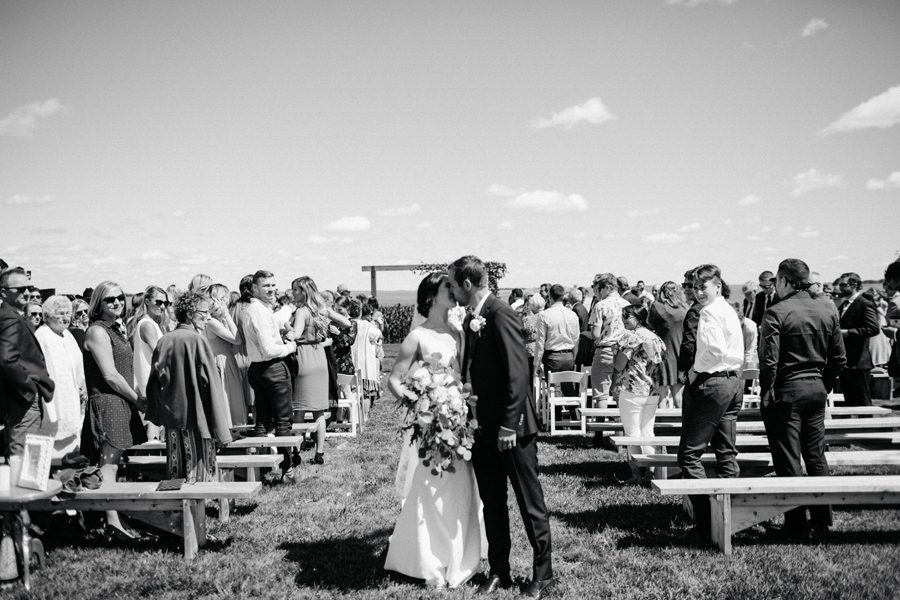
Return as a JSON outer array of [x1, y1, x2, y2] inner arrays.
[[398, 352, 478, 476]]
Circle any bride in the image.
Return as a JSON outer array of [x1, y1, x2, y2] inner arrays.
[[383, 272, 483, 588]]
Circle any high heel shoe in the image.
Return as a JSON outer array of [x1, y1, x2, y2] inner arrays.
[[309, 453, 324, 465], [105, 523, 141, 543]]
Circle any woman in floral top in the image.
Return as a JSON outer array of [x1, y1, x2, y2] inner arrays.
[[613, 304, 665, 484], [521, 294, 546, 381]]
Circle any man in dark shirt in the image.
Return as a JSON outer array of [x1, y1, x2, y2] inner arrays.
[[677, 267, 701, 377], [836, 272, 880, 406], [751, 270, 777, 327], [759, 258, 846, 541]]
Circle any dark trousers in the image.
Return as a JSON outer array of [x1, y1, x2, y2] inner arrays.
[[543, 350, 576, 396], [248, 358, 294, 469], [472, 433, 552, 582], [840, 368, 872, 406], [676, 372, 742, 532], [761, 378, 832, 531]]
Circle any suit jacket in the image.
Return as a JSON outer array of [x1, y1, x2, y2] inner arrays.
[[464, 293, 539, 439], [145, 325, 233, 444], [839, 292, 880, 370], [0, 302, 55, 410], [742, 296, 755, 320], [572, 302, 589, 332], [758, 290, 846, 402], [677, 301, 702, 374], [751, 290, 778, 327]]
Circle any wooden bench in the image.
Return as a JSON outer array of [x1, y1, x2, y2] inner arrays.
[[610, 432, 900, 452], [631, 449, 900, 470], [581, 406, 892, 420], [585, 416, 900, 434], [652, 475, 900, 554], [26, 481, 261, 560], [131, 434, 309, 453]]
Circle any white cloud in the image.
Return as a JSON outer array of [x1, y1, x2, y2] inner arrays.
[[667, 0, 737, 6], [760, 225, 773, 233], [798, 226, 820, 238], [309, 235, 353, 245], [498, 221, 513, 230], [415, 221, 432, 229], [171, 209, 185, 218], [678, 222, 701, 232], [141, 249, 171, 261], [722, 218, 733, 225], [0, 98, 66, 138], [738, 194, 762, 206], [820, 85, 900, 134], [781, 225, 795, 234], [325, 216, 371, 232], [746, 234, 761, 242], [645, 232, 685, 243], [504, 189, 588, 212], [866, 171, 900, 190], [379, 203, 421, 217], [789, 168, 845, 196], [531, 97, 616, 130], [626, 208, 660, 218], [3, 194, 53, 205], [801, 18, 828, 37], [485, 184, 526, 197]]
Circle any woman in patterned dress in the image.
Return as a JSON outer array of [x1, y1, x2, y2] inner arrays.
[[81, 280, 147, 540]]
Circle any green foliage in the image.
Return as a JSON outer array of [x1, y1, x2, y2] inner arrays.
[[415, 260, 508, 294], [381, 303, 413, 343]]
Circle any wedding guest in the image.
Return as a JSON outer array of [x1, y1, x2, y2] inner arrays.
[[522, 294, 545, 381], [273, 292, 295, 331], [332, 297, 358, 376], [751, 270, 777, 326], [146, 291, 233, 483], [188, 273, 213, 294], [351, 301, 384, 422], [290, 276, 351, 466], [647, 281, 687, 407], [568, 287, 589, 332], [741, 281, 758, 319], [730, 301, 758, 371], [367, 297, 385, 331], [836, 272, 879, 406], [241, 270, 297, 452], [509, 288, 524, 312], [207, 283, 246, 427], [589, 273, 629, 407], [881, 260, 900, 382], [534, 284, 579, 395], [25, 301, 43, 328], [614, 304, 665, 483], [759, 259, 845, 542], [128, 285, 169, 442], [677, 264, 744, 537], [869, 290, 893, 368], [539, 283, 551, 304], [69, 298, 90, 351], [677, 268, 702, 384], [336, 283, 352, 298], [26, 286, 43, 305], [807, 272, 832, 308], [82, 280, 147, 540], [230, 275, 256, 420], [0, 267, 55, 483], [35, 295, 87, 459]]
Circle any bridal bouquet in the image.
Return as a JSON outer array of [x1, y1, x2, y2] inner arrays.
[[398, 353, 478, 476]]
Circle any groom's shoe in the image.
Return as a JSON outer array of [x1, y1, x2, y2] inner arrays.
[[477, 574, 512, 594], [521, 577, 556, 599]]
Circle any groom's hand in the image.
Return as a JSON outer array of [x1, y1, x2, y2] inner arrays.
[[497, 427, 517, 452]]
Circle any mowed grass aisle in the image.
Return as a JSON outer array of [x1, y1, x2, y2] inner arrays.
[[15, 344, 900, 599]]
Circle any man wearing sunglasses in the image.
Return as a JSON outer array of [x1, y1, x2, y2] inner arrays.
[[0, 267, 56, 476], [751, 270, 777, 327], [836, 272, 880, 406]]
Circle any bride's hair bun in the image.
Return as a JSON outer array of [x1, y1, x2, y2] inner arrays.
[[417, 272, 447, 318]]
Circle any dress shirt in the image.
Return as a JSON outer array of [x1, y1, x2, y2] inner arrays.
[[589, 292, 630, 348], [740, 318, 758, 369], [693, 296, 744, 374], [534, 303, 580, 364], [242, 298, 296, 363]]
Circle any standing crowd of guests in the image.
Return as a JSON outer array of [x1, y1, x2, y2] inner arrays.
[[0, 261, 387, 540]]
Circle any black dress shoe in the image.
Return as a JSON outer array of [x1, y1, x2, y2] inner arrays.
[[477, 574, 512, 594], [522, 577, 556, 598]]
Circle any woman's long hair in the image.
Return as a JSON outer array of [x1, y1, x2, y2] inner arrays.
[[658, 281, 686, 309], [188, 273, 213, 294], [127, 285, 168, 340], [88, 280, 123, 323], [292, 276, 328, 337]]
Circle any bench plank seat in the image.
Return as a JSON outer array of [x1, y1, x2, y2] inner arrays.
[[580, 406, 892, 420], [631, 450, 900, 468], [610, 432, 900, 449], [125, 454, 282, 469], [130, 434, 308, 452], [652, 475, 900, 554], [586, 416, 900, 434]]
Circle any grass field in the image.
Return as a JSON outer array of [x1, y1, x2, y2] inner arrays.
[[10, 344, 900, 599]]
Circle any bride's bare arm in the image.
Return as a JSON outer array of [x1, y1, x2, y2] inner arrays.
[[388, 331, 420, 400]]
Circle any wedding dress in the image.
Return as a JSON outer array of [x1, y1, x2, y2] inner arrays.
[[384, 326, 483, 588]]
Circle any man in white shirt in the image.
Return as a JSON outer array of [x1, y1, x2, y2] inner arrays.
[[676, 264, 744, 538], [535, 284, 580, 396], [243, 270, 297, 452]]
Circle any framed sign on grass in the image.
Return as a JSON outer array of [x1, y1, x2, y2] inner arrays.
[[18, 434, 53, 492]]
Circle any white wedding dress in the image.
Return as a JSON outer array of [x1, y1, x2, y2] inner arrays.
[[384, 326, 484, 588]]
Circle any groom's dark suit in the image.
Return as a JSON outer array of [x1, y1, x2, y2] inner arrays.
[[463, 293, 552, 582]]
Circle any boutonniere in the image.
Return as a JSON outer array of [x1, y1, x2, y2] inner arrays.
[[470, 315, 486, 336]]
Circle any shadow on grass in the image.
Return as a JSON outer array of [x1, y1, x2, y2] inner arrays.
[[555, 502, 682, 535], [280, 527, 393, 591], [540, 459, 630, 484]]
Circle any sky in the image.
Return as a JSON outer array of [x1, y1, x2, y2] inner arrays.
[[1, 0, 899, 295]]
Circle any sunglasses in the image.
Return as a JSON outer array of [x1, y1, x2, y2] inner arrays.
[[28, 313, 42, 320], [2, 286, 29, 294], [74, 310, 88, 317], [154, 299, 173, 308], [103, 294, 126, 304], [681, 283, 693, 289]]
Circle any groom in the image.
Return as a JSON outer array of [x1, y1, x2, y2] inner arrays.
[[449, 255, 554, 598]]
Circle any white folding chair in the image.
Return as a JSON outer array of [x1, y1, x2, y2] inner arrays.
[[332, 374, 360, 436], [741, 368, 761, 409], [548, 370, 588, 436]]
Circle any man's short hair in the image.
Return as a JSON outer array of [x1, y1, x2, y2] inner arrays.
[[758, 270, 774, 281], [616, 276, 629, 293], [693, 264, 723, 287], [0, 266, 26, 288], [252, 270, 274, 285], [568, 287, 583, 303], [510, 288, 523, 299], [450, 255, 487, 288], [637, 280, 644, 286], [841, 272, 862, 290], [884, 260, 900, 284], [683, 268, 697, 282], [741, 281, 758, 294], [0, 258, 7, 271], [593, 273, 617, 291], [549, 284, 566, 302], [778, 258, 810, 288]]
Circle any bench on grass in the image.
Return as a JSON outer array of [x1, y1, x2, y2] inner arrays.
[[652, 475, 900, 554], [26, 481, 261, 560], [130, 434, 309, 453], [585, 416, 900, 435], [580, 406, 892, 420], [631, 449, 900, 473], [609, 431, 900, 452]]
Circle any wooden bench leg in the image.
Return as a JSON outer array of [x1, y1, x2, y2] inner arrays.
[[709, 494, 732, 555], [182, 499, 207, 561]]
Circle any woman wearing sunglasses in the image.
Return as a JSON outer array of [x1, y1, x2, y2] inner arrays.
[[128, 285, 170, 442], [68, 299, 90, 352], [81, 280, 148, 541]]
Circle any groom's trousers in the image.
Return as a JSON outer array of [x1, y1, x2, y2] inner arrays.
[[472, 433, 553, 582]]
